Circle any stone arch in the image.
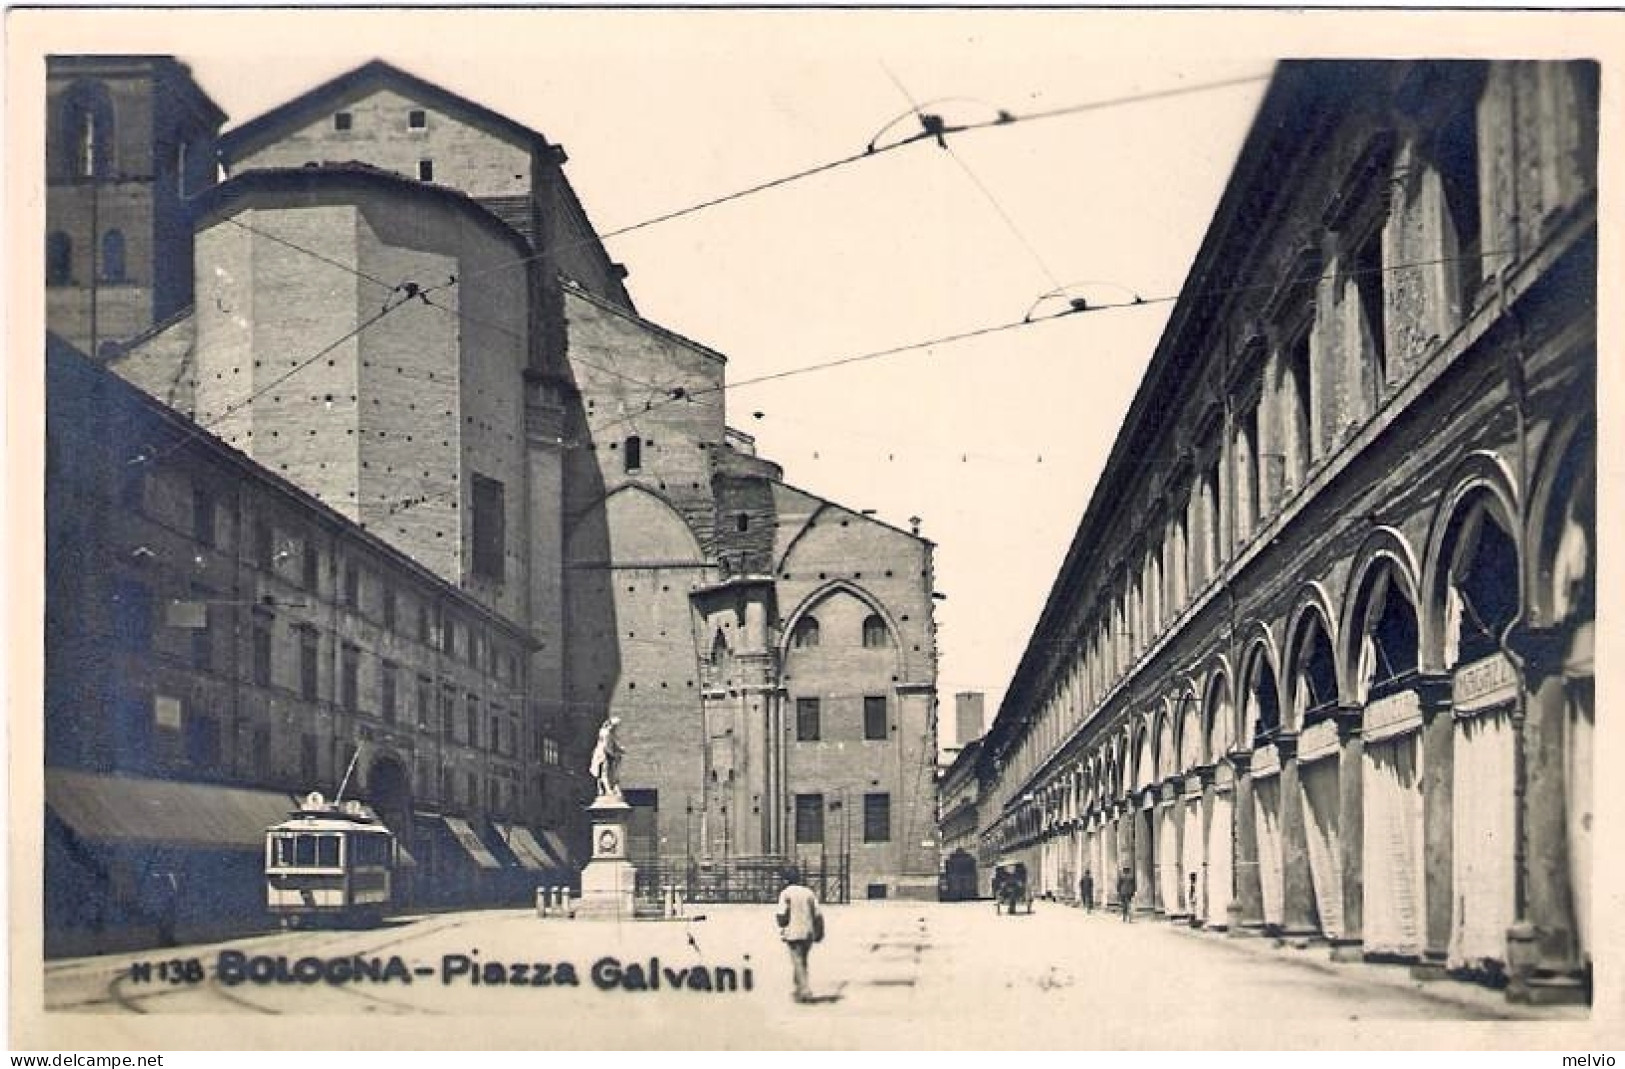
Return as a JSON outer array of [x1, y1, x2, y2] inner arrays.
[[1176, 685, 1203, 772], [60, 78, 115, 178], [777, 578, 902, 664], [1338, 527, 1424, 699], [564, 482, 705, 565], [1154, 701, 1177, 782], [1281, 587, 1341, 730], [1528, 414, 1596, 627], [1419, 452, 1522, 670], [1239, 632, 1284, 743], [1202, 666, 1236, 765]]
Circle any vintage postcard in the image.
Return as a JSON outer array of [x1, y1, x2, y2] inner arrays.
[[7, 5, 1624, 1052]]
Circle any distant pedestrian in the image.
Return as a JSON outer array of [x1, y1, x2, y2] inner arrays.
[[1116, 866, 1135, 923], [774, 865, 824, 1003], [1080, 870, 1095, 913]]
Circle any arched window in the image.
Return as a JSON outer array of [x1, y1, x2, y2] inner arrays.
[[101, 229, 126, 283], [46, 231, 72, 285], [861, 613, 889, 649], [791, 616, 820, 649], [62, 81, 114, 179], [623, 436, 642, 473]]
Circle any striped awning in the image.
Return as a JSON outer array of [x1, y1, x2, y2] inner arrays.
[[46, 768, 297, 851], [540, 829, 573, 870], [442, 815, 501, 869], [497, 824, 554, 871]]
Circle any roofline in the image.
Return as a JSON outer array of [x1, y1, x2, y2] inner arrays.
[[219, 58, 554, 164], [986, 60, 1305, 752], [769, 476, 936, 549], [560, 281, 728, 366], [196, 165, 532, 260], [48, 54, 228, 126], [985, 61, 1444, 754]]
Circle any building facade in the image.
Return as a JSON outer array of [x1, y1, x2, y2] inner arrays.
[[44, 55, 941, 945], [969, 61, 1595, 1004]]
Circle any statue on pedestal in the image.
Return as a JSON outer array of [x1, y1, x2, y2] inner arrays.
[[588, 716, 624, 800]]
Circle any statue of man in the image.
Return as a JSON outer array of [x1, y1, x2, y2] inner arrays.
[[589, 716, 624, 798]]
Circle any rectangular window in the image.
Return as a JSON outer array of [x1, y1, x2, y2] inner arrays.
[[302, 542, 320, 591], [333, 112, 352, 131], [381, 661, 398, 723], [252, 726, 271, 777], [419, 602, 432, 643], [795, 698, 820, 742], [120, 467, 146, 511], [343, 561, 360, 607], [190, 618, 213, 672], [185, 711, 220, 767], [252, 614, 273, 687], [467, 694, 480, 747], [418, 159, 434, 182], [340, 644, 359, 712], [440, 684, 456, 741], [471, 474, 505, 579], [254, 521, 276, 569], [489, 715, 501, 755], [794, 793, 825, 845], [192, 485, 216, 547], [112, 579, 153, 652], [543, 737, 560, 766], [417, 675, 433, 730], [298, 627, 319, 701], [1355, 229, 1388, 390], [382, 586, 397, 630], [408, 109, 427, 129], [864, 696, 888, 740], [300, 733, 318, 784], [863, 793, 891, 843]]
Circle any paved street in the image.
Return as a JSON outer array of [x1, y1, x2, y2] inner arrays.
[[41, 900, 1583, 1048]]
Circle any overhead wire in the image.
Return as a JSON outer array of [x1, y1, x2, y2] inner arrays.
[[416, 70, 1272, 300]]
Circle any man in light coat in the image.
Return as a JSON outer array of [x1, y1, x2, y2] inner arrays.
[[774, 865, 823, 1002]]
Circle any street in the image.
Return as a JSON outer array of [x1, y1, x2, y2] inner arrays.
[[39, 900, 1584, 1048]]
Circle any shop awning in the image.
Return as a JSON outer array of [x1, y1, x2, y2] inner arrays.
[[45, 768, 297, 851], [540, 829, 574, 870], [497, 824, 555, 871], [442, 815, 501, 869]]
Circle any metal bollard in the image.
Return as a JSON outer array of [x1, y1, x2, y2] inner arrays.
[[536, 886, 547, 918]]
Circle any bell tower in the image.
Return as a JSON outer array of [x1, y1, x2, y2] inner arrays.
[[45, 55, 225, 359]]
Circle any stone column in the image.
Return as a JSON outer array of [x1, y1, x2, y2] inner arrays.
[[1332, 706, 1364, 961], [1413, 674, 1454, 980], [1506, 624, 1588, 1004], [1230, 750, 1264, 933], [1195, 763, 1217, 928], [1277, 732, 1319, 938], [1134, 796, 1155, 914]]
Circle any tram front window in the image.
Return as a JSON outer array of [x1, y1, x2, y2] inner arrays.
[[272, 833, 342, 868]]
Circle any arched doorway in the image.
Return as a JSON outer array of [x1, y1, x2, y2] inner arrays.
[[1290, 608, 1342, 940], [1243, 648, 1284, 929], [1204, 672, 1236, 929], [1353, 559, 1426, 959], [1437, 494, 1521, 973], [366, 753, 413, 902]]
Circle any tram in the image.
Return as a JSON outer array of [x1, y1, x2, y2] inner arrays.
[[265, 792, 396, 928]]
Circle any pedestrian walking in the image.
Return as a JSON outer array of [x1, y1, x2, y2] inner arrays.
[[1080, 869, 1095, 913], [1116, 866, 1135, 923], [774, 865, 824, 1003]]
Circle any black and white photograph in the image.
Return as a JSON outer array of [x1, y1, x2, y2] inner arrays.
[[7, 5, 1619, 1052]]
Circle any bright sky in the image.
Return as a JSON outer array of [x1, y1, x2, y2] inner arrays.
[[25, 7, 1503, 749]]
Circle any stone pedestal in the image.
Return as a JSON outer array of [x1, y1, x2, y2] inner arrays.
[[576, 795, 636, 921]]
